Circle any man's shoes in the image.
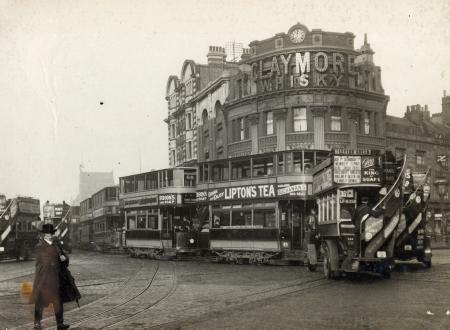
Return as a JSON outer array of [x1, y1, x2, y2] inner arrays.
[[57, 324, 70, 330], [33, 322, 42, 330]]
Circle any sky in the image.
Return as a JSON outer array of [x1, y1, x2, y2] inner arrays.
[[0, 0, 449, 203]]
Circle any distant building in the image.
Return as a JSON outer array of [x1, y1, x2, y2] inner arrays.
[[72, 166, 115, 205]]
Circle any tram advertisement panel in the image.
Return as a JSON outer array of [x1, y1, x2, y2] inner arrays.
[[333, 151, 381, 184], [203, 183, 309, 202]]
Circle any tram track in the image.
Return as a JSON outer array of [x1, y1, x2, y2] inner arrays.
[[101, 261, 178, 329], [60, 261, 177, 329], [12, 256, 146, 330], [144, 276, 331, 329]]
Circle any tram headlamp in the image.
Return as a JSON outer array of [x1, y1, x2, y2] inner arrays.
[[189, 238, 195, 244], [0, 247, 4, 252], [364, 216, 383, 242]]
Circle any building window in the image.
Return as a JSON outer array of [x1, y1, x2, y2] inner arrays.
[[416, 151, 426, 167], [186, 141, 192, 159], [252, 156, 274, 177], [170, 124, 175, 139], [278, 153, 284, 175], [186, 113, 192, 130], [231, 159, 251, 179], [212, 163, 229, 181], [330, 107, 342, 131], [239, 118, 245, 140], [275, 38, 284, 49], [171, 150, 176, 166], [364, 112, 370, 135], [293, 107, 307, 132], [266, 111, 273, 135]]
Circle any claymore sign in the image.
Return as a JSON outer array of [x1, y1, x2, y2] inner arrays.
[[250, 51, 359, 93]]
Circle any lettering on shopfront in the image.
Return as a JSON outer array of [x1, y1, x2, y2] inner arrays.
[[251, 51, 356, 93]]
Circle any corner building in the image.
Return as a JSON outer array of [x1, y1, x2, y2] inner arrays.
[[165, 23, 389, 256]]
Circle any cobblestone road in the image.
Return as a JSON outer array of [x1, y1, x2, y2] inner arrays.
[[1, 250, 449, 329]]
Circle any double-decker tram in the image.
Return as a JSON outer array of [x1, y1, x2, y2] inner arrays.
[[0, 195, 41, 260], [311, 150, 406, 278], [197, 150, 328, 264], [79, 197, 94, 250], [120, 167, 199, 258], [91, 186, 124, 252], [394, 169, 432, 267], [43, 201, 72, 253]]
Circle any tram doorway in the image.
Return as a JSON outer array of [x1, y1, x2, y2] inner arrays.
[[279, 200, 312, 250]]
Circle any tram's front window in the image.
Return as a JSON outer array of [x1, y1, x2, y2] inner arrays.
[[212, 208, 230, 227], [231, 209, 252, 226], [137, 215, 146, 229], [127, 216, 136, 230]]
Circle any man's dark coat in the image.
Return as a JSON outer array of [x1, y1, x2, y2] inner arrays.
[[31, 238, 80, 307]]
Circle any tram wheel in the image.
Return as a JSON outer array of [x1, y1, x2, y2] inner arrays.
[[323, 247, 332, 279], [424, 260, 432, 268], [308, 263, 317, 272]]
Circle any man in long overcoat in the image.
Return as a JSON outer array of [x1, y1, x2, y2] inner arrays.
[[31, 223, 70, 330]]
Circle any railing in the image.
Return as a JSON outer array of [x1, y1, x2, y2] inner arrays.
[[356, 134, 385, 148], [325, 132, 350, 142], [228, 140, 252, 157], [259, 135, 277, 153], [286, 132, 314, 149]]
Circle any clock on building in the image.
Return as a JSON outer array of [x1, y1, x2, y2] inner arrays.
[[289, 28, 306, 43]]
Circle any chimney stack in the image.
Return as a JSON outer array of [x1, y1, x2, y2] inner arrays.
[[241, 48, 251, 61], [444, 90, 447, 97], [207, 46, 226, 65]]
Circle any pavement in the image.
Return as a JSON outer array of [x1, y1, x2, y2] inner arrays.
[[0, 250, 449, 329]]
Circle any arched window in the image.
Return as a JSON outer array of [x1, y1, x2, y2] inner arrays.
[[202, 109, 209, 125]]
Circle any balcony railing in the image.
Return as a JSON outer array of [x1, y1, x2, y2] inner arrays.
[[325, 132, 349, 142], [228, 139, 252, 157], [259, 135, 277, 153]]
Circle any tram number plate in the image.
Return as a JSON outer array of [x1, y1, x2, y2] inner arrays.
[[404, 245, 412, 251], [376, 251, 386, 258]]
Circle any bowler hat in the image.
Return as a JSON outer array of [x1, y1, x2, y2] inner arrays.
[[41, 223, 56, 234]]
